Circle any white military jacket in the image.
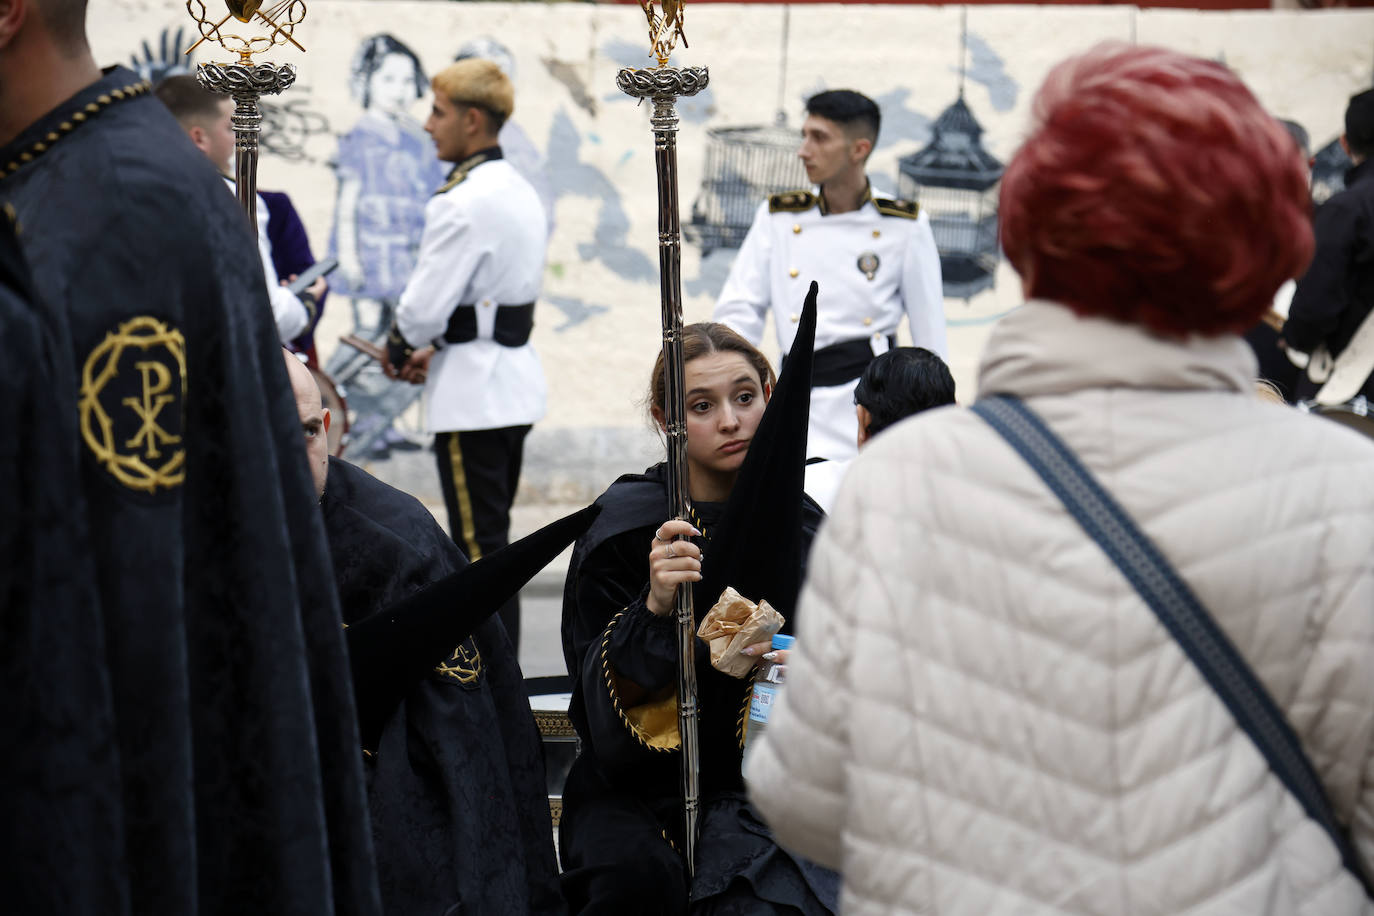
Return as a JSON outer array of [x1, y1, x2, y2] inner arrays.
[[396, 150, 548, 432], [716, 184, 946, 357], [223, 177, 309, 344], [715, 184, 946, 459]]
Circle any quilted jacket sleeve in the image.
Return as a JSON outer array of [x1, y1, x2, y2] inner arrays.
[[1289, 497, 1374, 874], [745, 476, 864, 869]]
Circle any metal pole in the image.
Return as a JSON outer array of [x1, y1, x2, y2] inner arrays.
[[617, 63, 709, 877], [196, 61, 296, 226]]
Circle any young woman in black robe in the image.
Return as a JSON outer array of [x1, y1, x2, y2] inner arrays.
[[558, 322, 836, 915]]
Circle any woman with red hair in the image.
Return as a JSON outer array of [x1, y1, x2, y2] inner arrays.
[[748, 44, 1374, 914]]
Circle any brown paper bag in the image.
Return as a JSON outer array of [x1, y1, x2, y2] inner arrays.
[[695, 586, 785, 679]]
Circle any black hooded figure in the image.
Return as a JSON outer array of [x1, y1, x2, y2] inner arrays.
[[327, 471, 597, 916], [558, 284, 840, 914], [1, 69, 381, 914]]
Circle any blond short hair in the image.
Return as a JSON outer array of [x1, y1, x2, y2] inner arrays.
[[432, 59, 514, 129]]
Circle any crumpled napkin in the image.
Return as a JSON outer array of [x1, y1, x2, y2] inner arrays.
[[696, 586, 785, 679]]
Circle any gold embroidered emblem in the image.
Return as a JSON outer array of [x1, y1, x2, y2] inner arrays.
[[436, 640, 483, 685], [79, 316, 187, 493]]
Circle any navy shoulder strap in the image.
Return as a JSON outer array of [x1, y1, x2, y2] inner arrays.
[[971, 394, 1373, 897]]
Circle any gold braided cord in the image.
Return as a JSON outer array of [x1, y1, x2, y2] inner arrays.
[[600, 611, 680, 751], [2, 81, 151, 179]]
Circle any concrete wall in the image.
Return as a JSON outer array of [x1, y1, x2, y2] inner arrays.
[[93, 2, 1374, 503]]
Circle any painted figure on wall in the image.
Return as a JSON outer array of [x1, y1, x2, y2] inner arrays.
[[329, 33, 447, 331]]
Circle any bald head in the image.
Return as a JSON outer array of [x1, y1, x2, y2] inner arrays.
[[282, 350, 330, 501]]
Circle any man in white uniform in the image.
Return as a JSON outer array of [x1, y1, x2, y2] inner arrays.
[[386, 58, 547, 650], [715, 89, 946, 461], [154, 75, 322, 344]]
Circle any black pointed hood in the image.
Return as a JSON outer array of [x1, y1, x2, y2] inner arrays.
[[347, 504, 600, 747], [694, 281, 818, 623]]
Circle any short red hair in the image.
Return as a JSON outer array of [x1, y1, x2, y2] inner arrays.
[[1000, 44, 1313, 336]]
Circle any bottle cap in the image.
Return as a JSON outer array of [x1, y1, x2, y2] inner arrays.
[[771, 633, 795, 651]]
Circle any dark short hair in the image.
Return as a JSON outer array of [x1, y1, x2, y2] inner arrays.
[[35, 0, 88, 47], [154, 74, 225, 128], [1346, 89, 1374, 159], [854, 347, 955, 437], [805, 89, 880, 144]]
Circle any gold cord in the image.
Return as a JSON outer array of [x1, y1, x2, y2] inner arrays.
[[2, 81, 151, 180]]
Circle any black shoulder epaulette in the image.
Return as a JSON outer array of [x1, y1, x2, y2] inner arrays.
[[874, 197, 920, 219], [769, 190, 817, 214]]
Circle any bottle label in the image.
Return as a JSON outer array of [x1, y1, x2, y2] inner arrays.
[[749, 683, 778, 724]]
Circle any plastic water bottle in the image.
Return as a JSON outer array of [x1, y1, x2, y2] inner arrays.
[[745, 633, 795, 750]]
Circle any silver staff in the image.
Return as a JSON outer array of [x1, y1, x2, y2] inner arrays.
[[184, 0, 308, 224], [197, 63, 295, 224], [617, 7, 709, 875]]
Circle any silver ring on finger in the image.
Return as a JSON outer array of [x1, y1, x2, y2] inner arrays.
[[664, 544, 676, 558]]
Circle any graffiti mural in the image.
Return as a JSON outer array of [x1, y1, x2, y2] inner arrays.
[[129, 26, 193, 84], [328, 33, 444, 314], [101, 0, 1374, 498]]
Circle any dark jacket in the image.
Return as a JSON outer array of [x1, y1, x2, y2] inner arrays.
[[557, 464, 837, 913], [322, 457, 565, 916], [1287, 158, 1374, 397], [0, 67, 379, 916]]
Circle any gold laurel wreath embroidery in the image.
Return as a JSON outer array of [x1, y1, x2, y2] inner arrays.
[[79, 316, 187, 494]]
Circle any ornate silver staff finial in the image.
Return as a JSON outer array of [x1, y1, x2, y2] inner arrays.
[[183, 0, 308, 223], [618, 2, 709, 882]]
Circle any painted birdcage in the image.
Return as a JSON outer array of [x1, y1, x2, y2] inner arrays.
[[686, 122, 808, 254], [897, 94, 1003, 300], [1311, 136, 1352, 206]]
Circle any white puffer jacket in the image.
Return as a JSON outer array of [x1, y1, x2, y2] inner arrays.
[[746, 301, 1374, 915]]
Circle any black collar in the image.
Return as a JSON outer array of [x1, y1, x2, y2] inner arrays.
[[450, 145, 502, 174], [436, 145, 503, 195], [1, 66, 150, 182], [816, 178, 873, 216]]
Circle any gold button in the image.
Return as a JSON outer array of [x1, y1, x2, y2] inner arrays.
[[790, 314, 799, 323], [863, 317, 873, 327], [789, 268, 799, 278], [793, 224, 802, 234], [873, 230, 881, 238]]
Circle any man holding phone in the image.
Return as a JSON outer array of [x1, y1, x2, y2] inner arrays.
[[155, 75, 328, 344]]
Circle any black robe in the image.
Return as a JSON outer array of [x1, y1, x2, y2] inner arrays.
[[559, 463, 837, 915], [322, 457, 565, 916], [0, 67, 379, 915]]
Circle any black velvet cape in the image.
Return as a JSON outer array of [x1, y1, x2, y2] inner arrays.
[[559, 463, 836, 913], [321, 457, 565, 915], [0, 68, 379, 915]]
